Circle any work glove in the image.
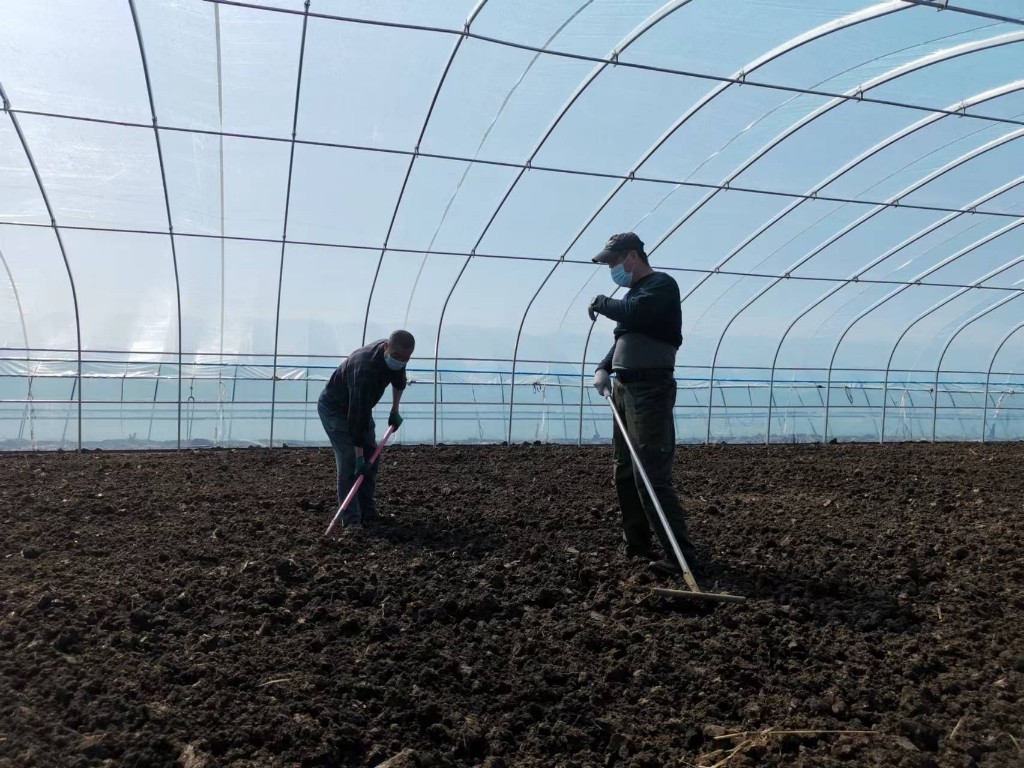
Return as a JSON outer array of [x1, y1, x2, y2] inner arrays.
[[353, 455, 371, 478], [388, 411, 403, 430], [588, 295, 606, 322], [593, 369, 612, 397]]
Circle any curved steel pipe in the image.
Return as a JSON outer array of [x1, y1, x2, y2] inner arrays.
[[751, 82, 1024, 441], [718, 118, 1024, 442], [0, 81, 84, 450], [360, 0, 491, 349], [877, 243, 1024, 439], [269, 0, 312, 448], [706, 100, 1024, 441], [981, 320, 1024, 441], [434, 0, 699, 444], [0, 244, 34, 444], [697, 78, 1024, 329], [653, 31, 1024, 288], [763, 173, 1024, 443], [573, 23, 1020, 445], [929, 285, 1024, 440], [129, 0, 185, 449], [532, 2, 906, 445], [822, 130, 1024, 440]]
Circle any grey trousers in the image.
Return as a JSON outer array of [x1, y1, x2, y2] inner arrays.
[[318, 392, 378, 525]]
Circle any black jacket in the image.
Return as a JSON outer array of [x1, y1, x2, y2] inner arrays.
[[321, 340, 407, 435], [594, 272, 682, 372]]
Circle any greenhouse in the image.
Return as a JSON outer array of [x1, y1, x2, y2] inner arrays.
[[2, 2, 1022, 767], [3, 0, 1024, 449]]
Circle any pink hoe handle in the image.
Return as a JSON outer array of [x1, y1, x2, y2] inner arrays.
[[324, 425, 397, 537]]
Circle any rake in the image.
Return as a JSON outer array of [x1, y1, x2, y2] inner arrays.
[[605, 394, 746, 604]]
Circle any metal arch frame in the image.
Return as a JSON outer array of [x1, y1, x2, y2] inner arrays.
[[898, 0, 1024, 27], [0, 81, 83, 451], [0, 243, 35, 445], [8, 106, 1024, 220], [568, 2, 907, 275], [511, 1, 905, 446], [649, 31, 1024, 287], [712, 88, 1024, 444], [928, 280, 1024, 440], [578, 30, 1024, 445], [826, 168, 1024, 440], [589, 31, 1024, 445], [128, 0, 184, 450], [359, 0, 491, 347], [764, 172, 1024, 444], [208, 0, 1024, 132], [268, 0, 312, 448], [704, 95, 1024, 445], [876, 228, 1024, 442], [981, 321, 1024, 441], [431, 0, 698, 445], [214, 2, 229, 446], [6, 5, 1021, 448], [577, 311, 610, 444], [401, 0, 598, 444], [8, 215, 1024, 293], [400, 0, 596, 354], [410, 1, 604, 427], [684, 78, 1024, 315]]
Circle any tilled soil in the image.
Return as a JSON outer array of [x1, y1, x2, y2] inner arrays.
[[1, 443, 1022, 768]]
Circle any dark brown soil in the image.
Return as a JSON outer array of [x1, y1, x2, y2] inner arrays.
[[1, 443, 1022, 767]]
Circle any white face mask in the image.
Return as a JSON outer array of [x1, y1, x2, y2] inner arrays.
[[384, 353, 406, 371]]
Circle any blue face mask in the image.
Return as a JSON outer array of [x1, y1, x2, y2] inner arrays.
[[610, 262, 632, 287], [384, 353, 406, 371]]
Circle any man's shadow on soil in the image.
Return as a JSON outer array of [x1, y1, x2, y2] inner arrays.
[[359, 516, 498, 560], [658, 555, 920, 633]]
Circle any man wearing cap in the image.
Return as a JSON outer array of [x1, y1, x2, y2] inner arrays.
[[588, 233, 698, 576], [318, 330, 415, 531]]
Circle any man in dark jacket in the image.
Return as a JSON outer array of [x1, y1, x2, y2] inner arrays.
[[318, 330, 415, 530], [588, 232, 698, 575]]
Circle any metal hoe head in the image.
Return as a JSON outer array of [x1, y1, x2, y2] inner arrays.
[[651, 587, 747, 604]]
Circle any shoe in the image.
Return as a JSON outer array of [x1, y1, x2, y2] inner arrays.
[[343, 521, 364, 531], [648, 558, 682, 577], [624, 544, 657, 561], [650, 557, 707, 580]]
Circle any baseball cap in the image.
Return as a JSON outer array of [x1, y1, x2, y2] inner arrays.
[[592, 232, 645, 264]]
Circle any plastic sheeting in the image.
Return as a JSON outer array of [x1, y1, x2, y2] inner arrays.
[[2, 0, 1024, 448]]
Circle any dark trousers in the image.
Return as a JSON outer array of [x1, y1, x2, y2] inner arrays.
[[611, 376, 697, 562], [318, 392, 378, 525]]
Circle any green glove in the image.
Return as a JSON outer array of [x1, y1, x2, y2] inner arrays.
[[353, 455, 370, 477], [388, 411, 403, 429]]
